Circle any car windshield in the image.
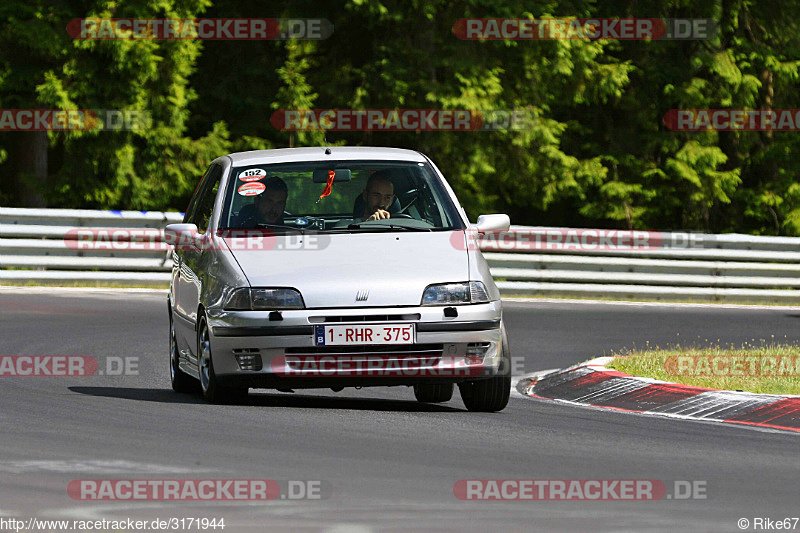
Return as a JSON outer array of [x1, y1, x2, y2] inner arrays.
[[217, 160, 464, 232]]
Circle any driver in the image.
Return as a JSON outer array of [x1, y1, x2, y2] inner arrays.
[[360, 171, 394, 221], [239, 176, 288, 226]]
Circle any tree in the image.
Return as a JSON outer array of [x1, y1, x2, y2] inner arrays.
[[0, 0, 229, 210]]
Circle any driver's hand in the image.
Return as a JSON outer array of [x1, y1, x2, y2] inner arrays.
[[366, 209, 391, 221]]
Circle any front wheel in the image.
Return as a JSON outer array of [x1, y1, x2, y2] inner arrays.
[[197, 315, 248, 404], [458, 325, 511, 412]]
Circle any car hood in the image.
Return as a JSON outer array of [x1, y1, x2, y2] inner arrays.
[[224, 231, 469, 308]]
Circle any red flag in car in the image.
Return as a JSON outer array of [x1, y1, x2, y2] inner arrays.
[[319, 170, 335, 199]]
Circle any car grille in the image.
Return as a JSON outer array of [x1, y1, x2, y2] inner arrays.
[[307, 314, 421, 323]]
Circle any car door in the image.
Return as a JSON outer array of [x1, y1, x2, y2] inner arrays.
[[174, 164, 223, 358]]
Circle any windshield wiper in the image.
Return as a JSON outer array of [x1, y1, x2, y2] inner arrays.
[[256, 223, 307, 233], [346, 223, 432, 232]]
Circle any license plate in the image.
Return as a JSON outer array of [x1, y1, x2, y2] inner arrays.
[[315, 324, 414, 346]]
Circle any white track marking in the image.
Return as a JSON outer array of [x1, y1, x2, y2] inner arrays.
[[502, 296, 800, 311], [0, 460, 204, 474], [0, 286, 167, 294]]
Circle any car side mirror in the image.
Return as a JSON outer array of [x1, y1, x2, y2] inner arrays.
[[164, 223, 199, 249], [473, 214, 510, 233]]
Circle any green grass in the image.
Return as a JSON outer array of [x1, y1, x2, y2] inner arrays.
[[607, 340, 800, 395]]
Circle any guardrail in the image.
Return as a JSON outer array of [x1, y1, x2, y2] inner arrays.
[[0, 207, 180, 286], [2, 207, 799, 303], [482, 228, 800, 303]]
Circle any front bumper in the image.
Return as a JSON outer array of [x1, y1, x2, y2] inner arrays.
[[205, 301, 503, 389]]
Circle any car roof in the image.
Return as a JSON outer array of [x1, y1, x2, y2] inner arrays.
[[224, 147, 428, 166]]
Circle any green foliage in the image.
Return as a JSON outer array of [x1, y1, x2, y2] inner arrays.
[[2, 0, 800, 235], [272, 40, 326, 147], [0, 0, 226, 210]]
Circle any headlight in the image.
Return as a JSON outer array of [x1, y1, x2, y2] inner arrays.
[[223, 288, 305, 310], [252, 288, 304, 309], [421, 281, 491, 305], [223, 287, 252, 310]]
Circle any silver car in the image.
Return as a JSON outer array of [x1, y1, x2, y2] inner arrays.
[[166, 147, 512, 411]]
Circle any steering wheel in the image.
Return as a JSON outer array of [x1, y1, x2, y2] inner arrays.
[[391, 213, 414, 219], [396, 189, 421, 216]]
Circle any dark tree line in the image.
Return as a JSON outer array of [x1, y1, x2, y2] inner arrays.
[[1, 0, 799, 234]]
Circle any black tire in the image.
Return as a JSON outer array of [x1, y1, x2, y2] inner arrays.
[[458, 325, 511, 412], [413, 382, 454, 403], [197, 315, 248, 404], [170, 309, 196, 393]]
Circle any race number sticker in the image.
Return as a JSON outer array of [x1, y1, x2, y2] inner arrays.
[[238, 168, 267, 182], [238, 182, 266, 196]]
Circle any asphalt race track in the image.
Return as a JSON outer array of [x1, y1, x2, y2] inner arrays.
[[0, 288, 798, 532]]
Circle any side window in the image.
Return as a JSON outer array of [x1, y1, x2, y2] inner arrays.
[[184, 166, 214, 224], [189, 165, 223, 233]]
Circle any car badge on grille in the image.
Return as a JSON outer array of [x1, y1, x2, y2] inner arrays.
[[355, 289, 370, 301]]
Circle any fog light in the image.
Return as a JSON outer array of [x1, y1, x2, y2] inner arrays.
[[233, 349, 263, 371], [465, 342, 490, 357]]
